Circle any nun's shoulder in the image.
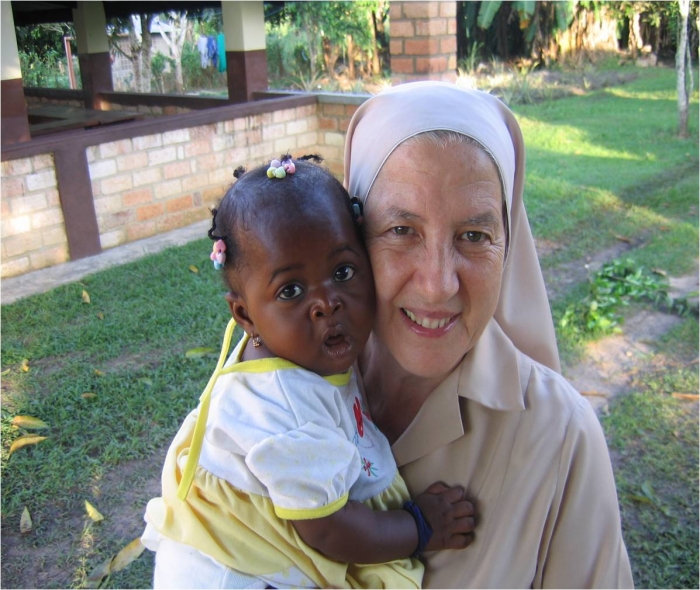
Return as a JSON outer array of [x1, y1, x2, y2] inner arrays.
[[519, 352, 601, 432]]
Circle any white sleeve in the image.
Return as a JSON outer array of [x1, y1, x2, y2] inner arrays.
[[247, 420, 362, 520], [210, 369, 362, 519]]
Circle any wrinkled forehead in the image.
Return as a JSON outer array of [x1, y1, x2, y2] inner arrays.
[[344, 83, 519, 219]]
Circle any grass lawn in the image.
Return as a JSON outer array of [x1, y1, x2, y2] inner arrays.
[[1, 65, 698, 588]]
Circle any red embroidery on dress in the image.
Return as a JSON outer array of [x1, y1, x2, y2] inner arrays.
[[362, 457, 377, 477], [353, 397, 364, 437]]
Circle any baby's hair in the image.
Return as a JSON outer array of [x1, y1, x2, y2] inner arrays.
[[209, 154, 361, 289]]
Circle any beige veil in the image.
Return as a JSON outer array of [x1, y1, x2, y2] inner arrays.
[[343, 82, 560, 372]]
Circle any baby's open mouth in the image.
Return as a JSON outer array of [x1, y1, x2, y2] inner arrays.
[[325, 333, 346, 347]]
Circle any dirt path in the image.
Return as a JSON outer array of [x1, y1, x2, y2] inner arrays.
[[563, 271, 699, 415]]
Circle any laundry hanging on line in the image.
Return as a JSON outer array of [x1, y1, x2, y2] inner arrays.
[[197, 34, 224, 70]]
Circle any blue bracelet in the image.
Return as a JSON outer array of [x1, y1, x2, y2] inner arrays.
[[402, 501, 434, 558]]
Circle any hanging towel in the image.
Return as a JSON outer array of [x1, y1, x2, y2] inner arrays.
[[197, 35, 209, 68], [217, 33, 227, 72], [207, 36, 218, 70]]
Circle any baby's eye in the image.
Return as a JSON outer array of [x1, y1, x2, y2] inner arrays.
[[278, 284, 303, 300], [462, 231, 484, 243], [334, 265, 356, 282], [392, 226, 411, 236]]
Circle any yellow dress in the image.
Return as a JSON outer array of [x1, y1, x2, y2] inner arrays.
[[144, 319, 423, 589]]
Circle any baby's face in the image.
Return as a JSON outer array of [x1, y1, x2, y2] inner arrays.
[[237, 201, 375, 376]]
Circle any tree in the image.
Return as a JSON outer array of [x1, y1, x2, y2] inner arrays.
[[157, 11, 190, 92], [108, 14, 154, 92], [467, 1, 576, 63], [676, 0, 691, 138], [278, 1, 384, 81]]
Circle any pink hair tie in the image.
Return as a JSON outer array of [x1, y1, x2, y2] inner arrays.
[[210, 239, 226, 270]]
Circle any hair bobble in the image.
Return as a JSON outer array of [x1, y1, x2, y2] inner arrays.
[[266, 153, 296, 179], [210, 239, 226, 270]]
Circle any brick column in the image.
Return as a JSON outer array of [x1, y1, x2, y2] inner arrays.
[[390, 1, 457, 85]]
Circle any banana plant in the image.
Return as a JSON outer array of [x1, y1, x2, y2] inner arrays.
[[476, 1, 576, 36]]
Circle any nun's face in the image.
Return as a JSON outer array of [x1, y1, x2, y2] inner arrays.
[[364, 139, 506, 380]]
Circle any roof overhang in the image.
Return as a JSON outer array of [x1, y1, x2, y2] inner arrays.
[[11, 1, 223, 27]]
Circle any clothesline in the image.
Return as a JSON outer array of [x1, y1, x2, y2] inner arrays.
[[197, 33, 227, 72]]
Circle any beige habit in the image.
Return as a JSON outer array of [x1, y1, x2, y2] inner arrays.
[[345, 83, 634, 588]]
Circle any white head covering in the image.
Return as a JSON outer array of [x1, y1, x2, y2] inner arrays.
[[344, 82, 560, 372]]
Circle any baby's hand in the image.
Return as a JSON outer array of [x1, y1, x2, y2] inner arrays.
[[414, 482, 475, 552]]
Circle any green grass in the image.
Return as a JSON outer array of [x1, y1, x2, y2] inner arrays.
[[2, 65, 698, 588], [518, 68, 698, 273], [1, 240, 241, 588], [601, 318, 699, 589]]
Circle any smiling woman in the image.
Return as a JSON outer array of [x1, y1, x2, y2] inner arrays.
[[344, 81, 634, 588], [364, 136, 507, 383]]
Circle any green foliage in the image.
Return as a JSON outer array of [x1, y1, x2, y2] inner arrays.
[[458, 41, 485, 76], [15, 23, 76, 60], [180, 40, 226, 92], [558, 259, 692, 339], [19, 49, 80, 89], [266, 0, 387, 85], [151, 51, 175, 93]]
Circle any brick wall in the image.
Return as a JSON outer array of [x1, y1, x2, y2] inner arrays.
[[86, 103, 319, 252], [1, 154, 69, 276], [390, 1, 457, 84], [315, 94, 366, 178], [1, 95, 373, 279]]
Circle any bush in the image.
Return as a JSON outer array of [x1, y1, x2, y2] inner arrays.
[[19, 49, 81, 89]]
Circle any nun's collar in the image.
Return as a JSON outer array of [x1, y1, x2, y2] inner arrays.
[[391, 319, 527, 467]]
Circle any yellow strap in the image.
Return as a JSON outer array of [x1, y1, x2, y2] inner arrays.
[[177, 318, 238, 500]]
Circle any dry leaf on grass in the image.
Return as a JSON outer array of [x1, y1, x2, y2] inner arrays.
[[20, 507, 32, 534], [9, 434, 47, 455], [86, 538, 145, 588], [189, 265, 199, 274], [21, 359, 29, 372], [85, 500, 104, 522], [11, 415, 49, 430], [82, 289, 91, 304]]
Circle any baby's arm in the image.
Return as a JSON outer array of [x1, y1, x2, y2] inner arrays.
[[292, 483, 475, 564]]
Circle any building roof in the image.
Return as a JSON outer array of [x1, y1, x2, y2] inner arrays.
[[11, 1, 223, 27]]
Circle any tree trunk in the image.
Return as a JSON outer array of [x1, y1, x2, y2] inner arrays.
[[159, 12, 188, 93], [370, 10, 381, 76], [628, 11, 643, 58], [322, 37, 339, 78], [347, 34, 356, 79], [676, 0, 690, 138], [140, 14, 153, 92]]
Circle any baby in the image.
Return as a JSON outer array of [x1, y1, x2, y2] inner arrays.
[[142, 155, 474, 588]]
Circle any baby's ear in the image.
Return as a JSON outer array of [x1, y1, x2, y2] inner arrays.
[[225, 291, 255, 335]]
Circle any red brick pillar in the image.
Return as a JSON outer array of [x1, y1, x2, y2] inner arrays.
[[390, 1, 457, 84]]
